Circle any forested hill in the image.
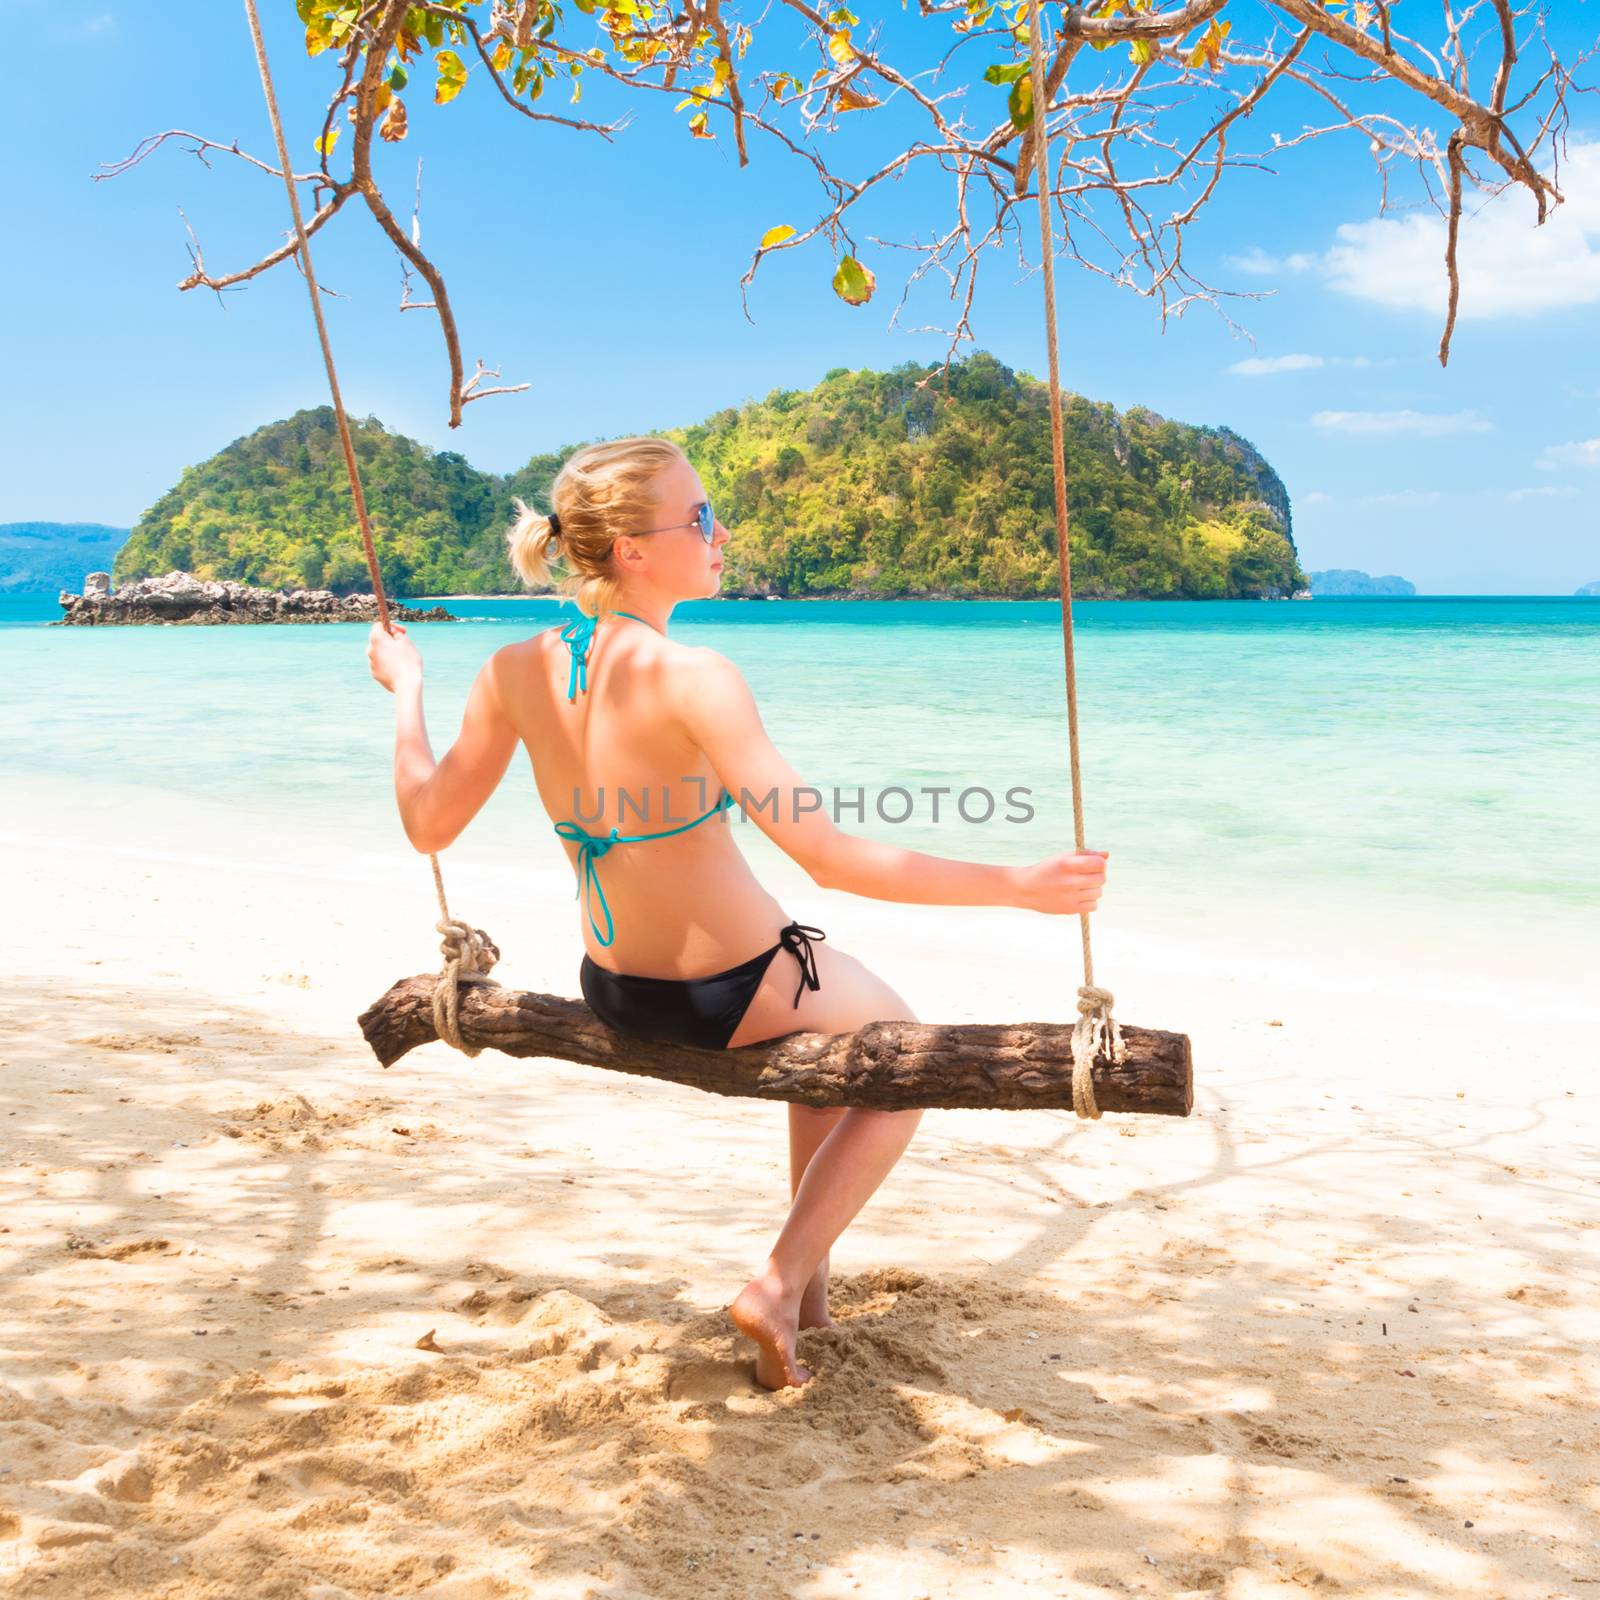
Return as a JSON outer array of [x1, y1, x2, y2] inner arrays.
[[114, 354, 1304, 600], [112, 411, 506, 597], [686, 355, 1300, 598]]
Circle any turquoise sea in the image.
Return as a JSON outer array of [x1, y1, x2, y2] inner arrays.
[[2, 593, 1595, 990]]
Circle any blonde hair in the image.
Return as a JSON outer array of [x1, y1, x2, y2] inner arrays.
[[507, 436, 690, 616]]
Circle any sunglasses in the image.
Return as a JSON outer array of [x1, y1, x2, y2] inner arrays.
[[631, 500, 716, 545]]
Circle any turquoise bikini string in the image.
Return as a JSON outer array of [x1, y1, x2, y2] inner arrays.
[[556, 608, 653, 702], [555, 791, 738, 947]]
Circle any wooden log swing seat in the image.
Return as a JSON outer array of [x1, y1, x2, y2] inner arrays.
[[243, 0, 1195, 1120], [357, 962, 1194, 1117]]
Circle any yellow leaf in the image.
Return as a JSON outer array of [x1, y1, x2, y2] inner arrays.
[[828, 29, 855, 66], [491, 40, 513, 72], [760, 224, 797, 248], [314, 127, 341, 156], [434, 48, 468, 105], [831, 253, 875, 306], [836, 81, 880, 111]]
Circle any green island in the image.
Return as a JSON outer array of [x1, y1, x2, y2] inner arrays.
[[111, 353, 1305, 601]]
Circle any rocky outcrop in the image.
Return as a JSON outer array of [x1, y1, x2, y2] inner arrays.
[[55, 570, 455, 626]]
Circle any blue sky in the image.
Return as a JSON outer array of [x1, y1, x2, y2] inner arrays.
[[2, 1, 1597, 593]]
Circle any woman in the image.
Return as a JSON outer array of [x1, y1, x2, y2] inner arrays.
[[367, 436, 1108, 1389]]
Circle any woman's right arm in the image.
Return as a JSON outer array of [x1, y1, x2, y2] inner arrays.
[[672, 649, 1107, 916]]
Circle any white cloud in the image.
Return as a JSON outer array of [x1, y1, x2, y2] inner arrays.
[[1301, 490, 1335, 505], [1229, 353, 1325, 376], [1226, 246, 1317, 276], [1230, 140, 1600, 319], [1227, 352, 1376, 377], [1312, 409, 1493, 437], [74, 12, 115, 36], [1536, 437, 1600, 471], [1506, 485, 1580, 501]]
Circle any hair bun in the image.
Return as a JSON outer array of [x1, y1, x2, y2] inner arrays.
[[547, 510, 562, 539]]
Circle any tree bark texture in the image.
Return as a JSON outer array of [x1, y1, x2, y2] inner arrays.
[[358, 976, 1193, 1115]]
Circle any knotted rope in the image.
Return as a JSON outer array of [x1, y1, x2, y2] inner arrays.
[[245, 0, 495, 1056], [1027, 0, 1120, 1119], [429, 857, 500, 1056], [1072, 983, 1124, 1122]]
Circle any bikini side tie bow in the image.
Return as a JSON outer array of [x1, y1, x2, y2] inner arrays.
[[553, 820, 622, 946]]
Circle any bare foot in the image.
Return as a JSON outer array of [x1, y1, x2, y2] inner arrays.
[[798, 1264, 833, 1331], [730, 1275, 811, 1390]]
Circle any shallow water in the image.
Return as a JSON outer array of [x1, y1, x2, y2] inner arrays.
[[3, 593, 1595, 989]]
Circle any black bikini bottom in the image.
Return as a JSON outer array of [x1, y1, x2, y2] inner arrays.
[[579, 921, 826, 1051]]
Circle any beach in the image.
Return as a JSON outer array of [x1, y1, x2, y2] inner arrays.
[[2, 594, 1597, 1597], [2, 818, 1596, 1599]]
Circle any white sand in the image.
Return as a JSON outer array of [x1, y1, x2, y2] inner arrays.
[[1, 825, 1596, 1599]]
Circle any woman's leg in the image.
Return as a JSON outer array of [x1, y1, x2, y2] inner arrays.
[[789, 1105, 846, 1329], [728, 941, 922, 1388], [733, 1106, 923, 1386]]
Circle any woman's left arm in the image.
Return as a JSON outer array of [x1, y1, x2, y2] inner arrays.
[[368, 623, 520, 855]]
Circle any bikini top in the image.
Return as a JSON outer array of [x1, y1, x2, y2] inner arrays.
[[551, 608, 737, 947]]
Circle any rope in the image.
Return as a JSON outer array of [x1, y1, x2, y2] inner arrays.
[[429, 857, 500, 1056], [243, 0, 494, 1053], [1026, 0, 1124, 1119]]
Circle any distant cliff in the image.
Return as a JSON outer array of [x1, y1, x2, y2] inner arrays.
[[1309, 568, 1417, 597], [1, 522, 129, 593], [1575, 580, 1600, 597], [113, 353, 1306, 600]]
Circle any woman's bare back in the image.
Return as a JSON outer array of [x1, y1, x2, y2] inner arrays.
[[495, 618, 793, 980]]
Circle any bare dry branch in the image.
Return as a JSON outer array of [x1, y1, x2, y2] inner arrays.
[[106, 0, 1590, 406]]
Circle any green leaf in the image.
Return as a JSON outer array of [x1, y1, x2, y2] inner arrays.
[[760, 224, 797, 248], [388, 62, 409, 90], [982, 61, 1028, 85], [1129, 38, 1153, 65], [1007, 74, 1033, 131], [832, 254, 875, 306], [434, 48, 467, 105]]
